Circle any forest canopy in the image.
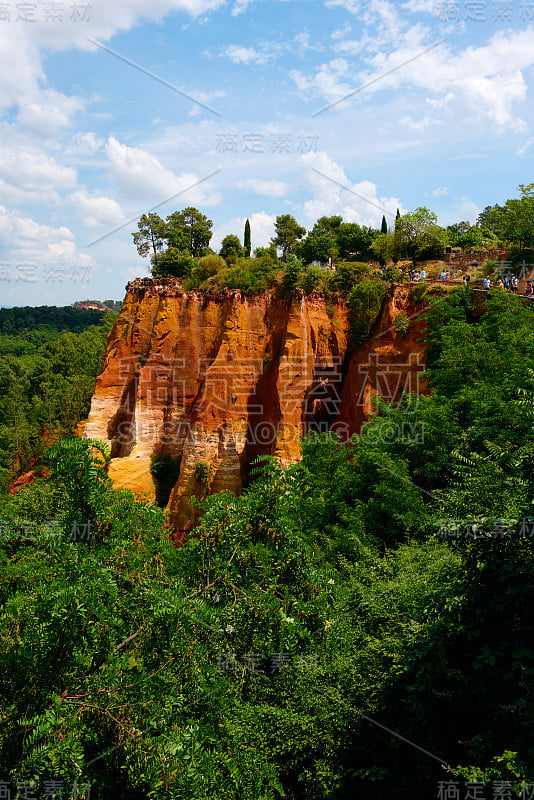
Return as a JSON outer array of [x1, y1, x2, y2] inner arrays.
[[1, 289, 534, 798], [130, 184, 533, 293]]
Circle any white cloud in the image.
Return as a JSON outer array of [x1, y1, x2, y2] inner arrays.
[[0, 144, 77, 203], [65, 132, 105, 156], [0, 0, 228, 143], [439, 198, 480, 227], [224, 45, 264, 64], [431, 186, 448, 197], [402, 0, 437, 12], [237, 179, 290, 197], [296, 26, 534, 132], [426, 91, 454, 109], [336, 39, 366, 55], [301, 151, 402, 228], [0, 206, 73, 248], [359, 29, 534, 131], [0, 206, 94, 271], [325, 0, 361, 12], [17, 89, 85, 137], [105, 136, 221, 206], [400, 114, 442, 131], [212, 211, 275, 251], [331, 25, 352, 40], [70, 189, 125, 227], [290, 58, 351, 104], [222, 43, 280, 65], [231, 0, 253, 15]]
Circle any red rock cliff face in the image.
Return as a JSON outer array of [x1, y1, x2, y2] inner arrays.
[[83, 280, 428, 533]]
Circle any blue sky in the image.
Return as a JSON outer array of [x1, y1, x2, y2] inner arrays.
[[0, 0, 533, 305]]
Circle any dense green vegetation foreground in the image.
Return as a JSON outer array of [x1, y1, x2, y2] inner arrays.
[[0, 307, 115, 489], [1, 289, 534, 798]]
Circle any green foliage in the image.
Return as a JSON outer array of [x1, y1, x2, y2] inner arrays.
[[211, 254, 279, 294], [219, 234, 244, 264], [0, 306, 109, 335], [244, 219, 251, 258], [297, 265, 326, 293], [165, 207, 214, 257], [297, 231, 337, 265], [132, 212, 166, 265], [336, 222, 377, 261], [371, 232, 392, 265], [279, 257, 304, 298], [327, 261, 374, 296], [133, 207, 214, 278], [0, 309, 113, 479], [271, 214, 306, 260], [4, 285, 534, 798], [477, 184, 534, 248], [194, 460, 212, 487], [393, 311, 411, 336], [151, 247, 195, 280], [347, 279, 386, 345], [183, 254, 226, 288], [395, 206, 447, 262]]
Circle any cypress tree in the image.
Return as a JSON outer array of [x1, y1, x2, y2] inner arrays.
[[244, 218, 251, 258], [381, 215, 388, 235]]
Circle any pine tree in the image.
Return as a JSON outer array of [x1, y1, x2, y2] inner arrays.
[[244, 218, 251, 258], [381, 215, 388, 235]]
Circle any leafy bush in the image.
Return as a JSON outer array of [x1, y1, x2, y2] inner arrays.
[[393, 311, 411, 336], [347, 279, 386, 345], [183, 255, 225, 289], [298, 266, 326, 293], [152, 248, 195, 280], [194, 460, 212, 487], [327, 261, 374, 296], [211, 255, 279, 294]]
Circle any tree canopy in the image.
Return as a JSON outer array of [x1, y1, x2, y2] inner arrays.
[[3, 290, 534, 796], [271, 213, 306, 260]]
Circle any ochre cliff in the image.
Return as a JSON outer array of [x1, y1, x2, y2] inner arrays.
[[83, 279, 428, 535]]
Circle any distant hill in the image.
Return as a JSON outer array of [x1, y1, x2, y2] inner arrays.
[[0, 305, 112, 336]]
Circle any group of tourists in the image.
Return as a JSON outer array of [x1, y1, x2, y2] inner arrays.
[[483, 274, 520, 292], [395, 265, 533, 298], [408, 267, 427, 282]]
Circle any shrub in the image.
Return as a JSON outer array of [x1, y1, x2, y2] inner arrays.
[[183, 255, 226, 288], [151, 248, 195, 280], [298, 266, 325, 294], [347, 279, 386, 345], [212, 256, 279, 294], [382, 265, 402, 283], [194, 460, 212, 487], [327, 261, 374, 296], [394, 311, 411, 337]]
